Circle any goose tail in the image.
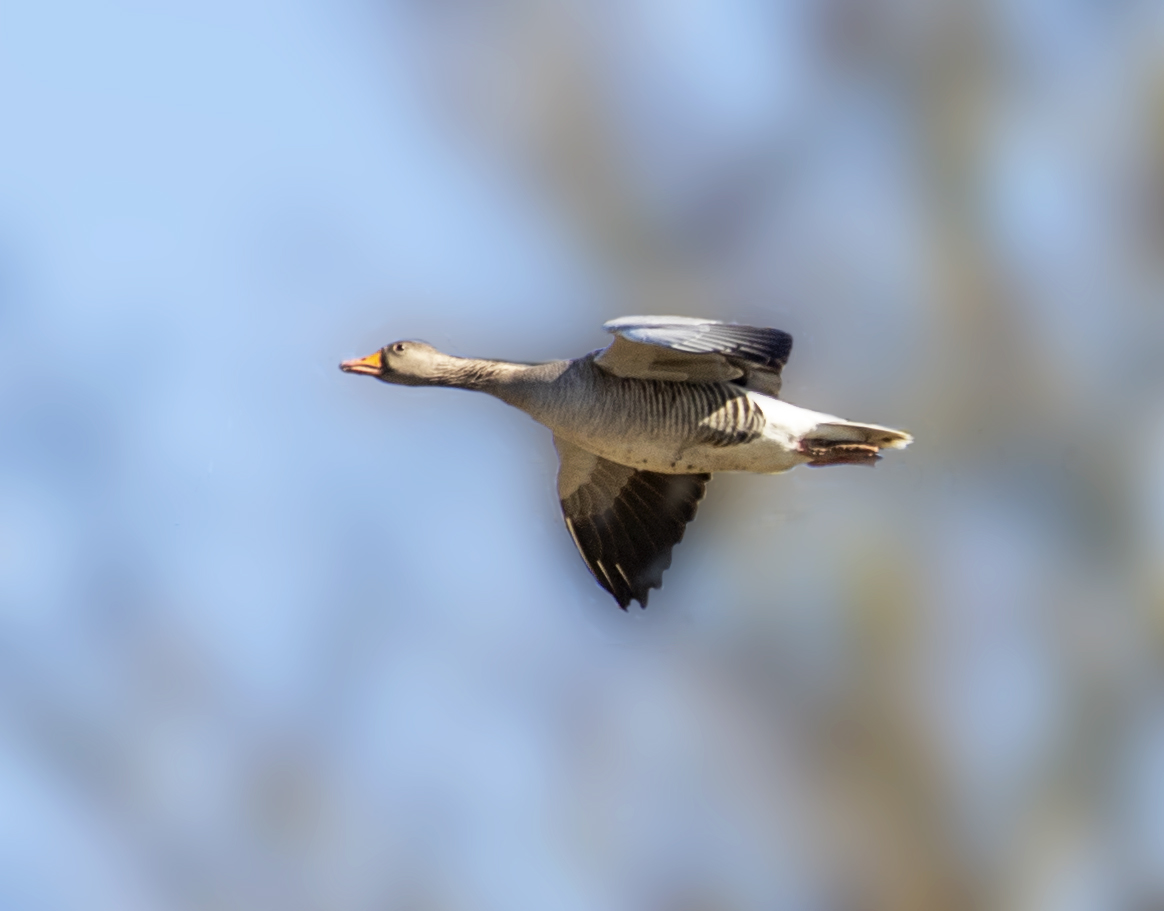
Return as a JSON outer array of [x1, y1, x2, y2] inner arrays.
[[799, 421, 912, 467]]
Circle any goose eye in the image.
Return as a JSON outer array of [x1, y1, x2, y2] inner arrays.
[[393, 343, 406, 354]]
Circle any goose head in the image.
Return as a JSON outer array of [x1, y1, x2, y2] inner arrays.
[[340, 341, 453, 386]]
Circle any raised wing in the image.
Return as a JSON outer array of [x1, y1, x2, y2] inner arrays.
[[594, 315, 793, 396], [555, 436, 709, 609]]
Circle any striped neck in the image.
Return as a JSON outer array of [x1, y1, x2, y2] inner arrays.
[[424, 356, 530, 391]]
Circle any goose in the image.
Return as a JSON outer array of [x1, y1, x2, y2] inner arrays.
[[341, 316, 911, 609]]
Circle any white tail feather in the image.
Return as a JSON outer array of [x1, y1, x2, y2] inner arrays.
[[807, 421, 913, 450]]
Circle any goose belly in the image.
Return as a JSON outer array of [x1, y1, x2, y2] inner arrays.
[[555, 391, 832, 475], [530, 378, 836, 475], [568, 434, 809, 475]]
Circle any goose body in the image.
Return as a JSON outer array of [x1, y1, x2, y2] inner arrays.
[[342, 316, 911, 609]]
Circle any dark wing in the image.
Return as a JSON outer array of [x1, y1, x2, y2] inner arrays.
[[594, 315, 792, 396], [554, 436, 709, 609]]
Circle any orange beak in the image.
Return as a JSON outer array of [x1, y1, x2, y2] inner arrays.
[[340, 351, 383, 375]]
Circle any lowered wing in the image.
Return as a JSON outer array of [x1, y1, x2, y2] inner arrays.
[[555, 436, 708, 609]]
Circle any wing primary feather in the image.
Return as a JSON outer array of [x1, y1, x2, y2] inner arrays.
[[555, 436, 711, 609], [596, 317, 792, 392]]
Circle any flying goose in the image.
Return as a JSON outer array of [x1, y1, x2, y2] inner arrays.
[[341, 316, 911, 609]]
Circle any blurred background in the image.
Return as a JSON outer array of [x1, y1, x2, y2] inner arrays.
[[2, 0, 1163, 908]]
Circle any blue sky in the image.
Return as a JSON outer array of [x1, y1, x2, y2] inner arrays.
[[2, 0, 1163, 908]]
